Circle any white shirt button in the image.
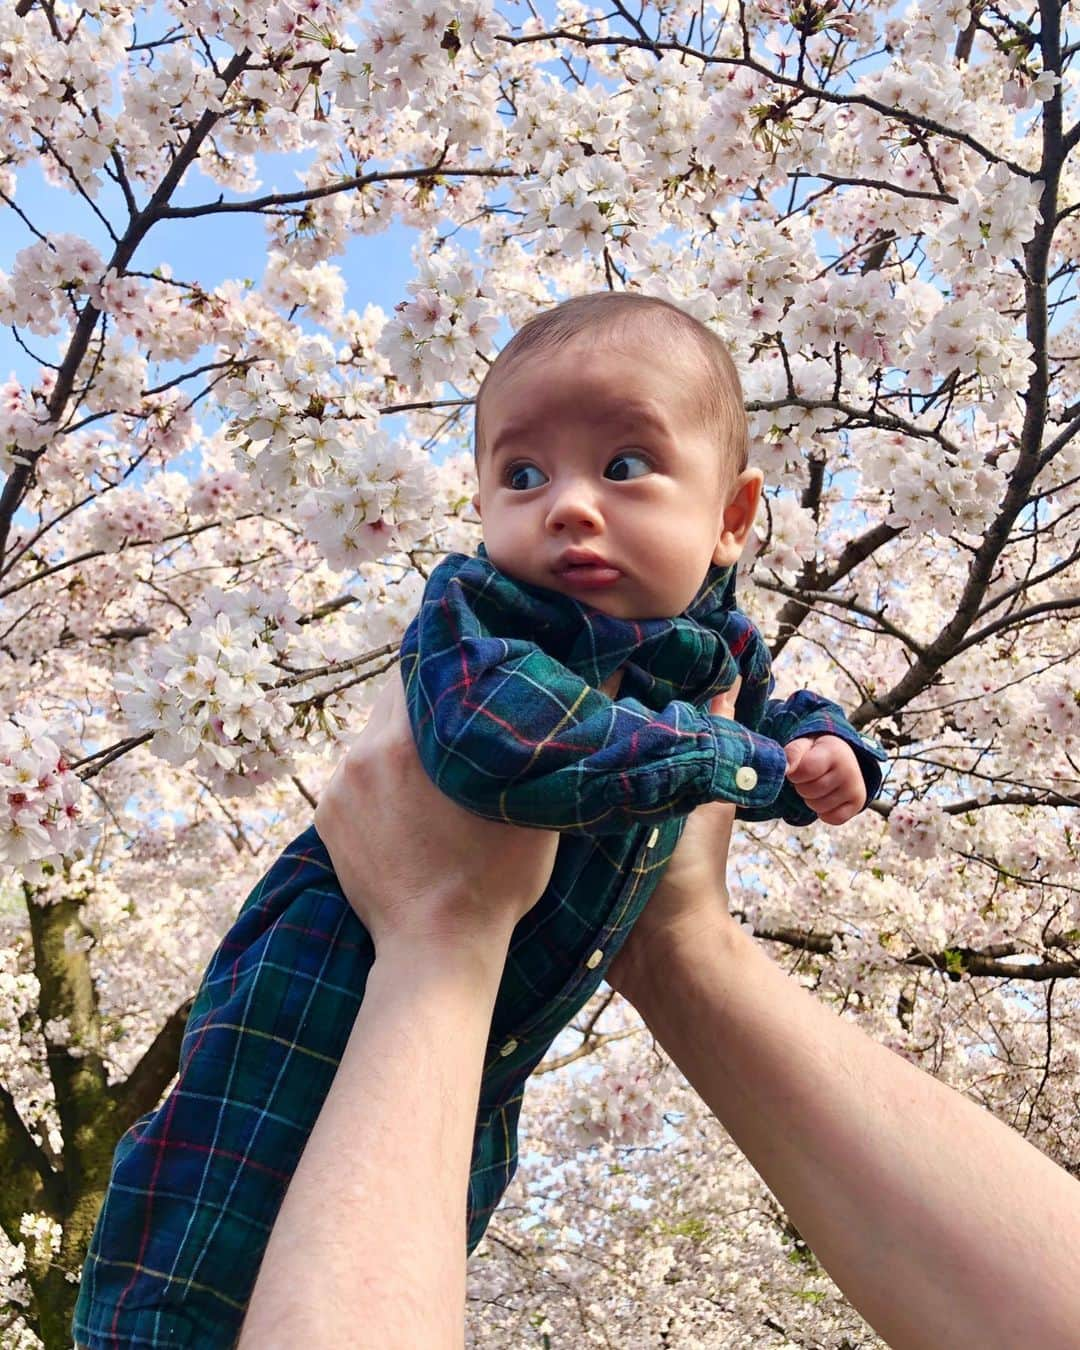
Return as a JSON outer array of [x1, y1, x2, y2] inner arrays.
[[499, 1038, 518, 1057], [735, 765, 758, 791], [585, 949, 604, 970], [647, 827, 660, 848]]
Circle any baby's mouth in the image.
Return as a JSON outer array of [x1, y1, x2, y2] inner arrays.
[[554, 561, 623, 589]]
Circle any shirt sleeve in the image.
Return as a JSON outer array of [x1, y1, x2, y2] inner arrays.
[[740, 688, 889, 826], [401, 574, 789, 836]]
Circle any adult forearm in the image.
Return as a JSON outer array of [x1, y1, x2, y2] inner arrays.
[[625, 917, 1080, 1350], [240, 935, 508, 1349]]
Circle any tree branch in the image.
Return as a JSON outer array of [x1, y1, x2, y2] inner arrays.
[[770, 521, 903, 658], [0, 511, 261, 602], [847, 29, 1067, 728], [0, 1080, 62, 1224], [0, 48, 251, 571], [786, 169, 956, 205], [955, 593, 1080, 654], [112, 996, 195, 1121], [495, 29, 1033, 176], [751, 925, 1078, 982], [746, 396, 963, 456], [759, 578, 928, 657], [534, 1027, 640, 1075], [157, 162, 516, 220], [865, 790, 1080, 817]]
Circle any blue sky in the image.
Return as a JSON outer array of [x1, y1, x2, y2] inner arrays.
[[0, 150, 426, 388], [0, 133, 456, 516]]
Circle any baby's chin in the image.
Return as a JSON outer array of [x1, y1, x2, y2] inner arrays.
[[545, 579, 680, 622]]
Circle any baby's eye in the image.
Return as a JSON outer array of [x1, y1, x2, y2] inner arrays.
[[605, 451, 652, 482], [506, 463, 548, 491]]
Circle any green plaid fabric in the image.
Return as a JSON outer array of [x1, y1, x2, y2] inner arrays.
[[74, 553, 884, 1348], [402, 548, 883, 830]]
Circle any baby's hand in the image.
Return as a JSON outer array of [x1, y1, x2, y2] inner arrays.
[[784, 734, 866, 825]]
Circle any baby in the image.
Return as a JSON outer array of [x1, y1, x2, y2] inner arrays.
[[74, 293, 884, 1349]]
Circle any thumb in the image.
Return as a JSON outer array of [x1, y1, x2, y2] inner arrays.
[[784, 737, 811, 778]]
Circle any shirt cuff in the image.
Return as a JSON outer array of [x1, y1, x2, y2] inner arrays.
[[707, 721, 788, 811]]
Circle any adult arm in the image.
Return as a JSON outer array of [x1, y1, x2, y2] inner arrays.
[[610, 776, 1080, 1349], [239, 675, 557, 1349]]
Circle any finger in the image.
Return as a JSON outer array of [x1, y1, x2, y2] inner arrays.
[[806, 786, 857, 816], [709, 675, 742, 720], [792, 764, 844, 795], [358, 664, 402, 735], [788, 743, 843, 787], [599, 665, 625, 699], [784, 737, 811, 777], [818, 799, 861, 825]]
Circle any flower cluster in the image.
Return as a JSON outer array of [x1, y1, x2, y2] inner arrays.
[[0, 235, 105, 338], [859, 432, 1008, 535], [779, 272, 910, 369], [115, 587, 302, 794], [517, 149, 647, 260], [19, 1212, 62, 1264], [754, 494, 818, 584], [1036, 682, 1080, 744], [933, 163, 1042, 269], [859, 56, 976, 133], [295, 432, 432, 570], [0, 376, 51, 472], [622, 52, 704, 179], [93, 269, 216, 365], [121, 41, 221, 145], [1004, 69, 1060, 110], [360, 0, 498, 113], [221, 330, 438, 565], [377, 249, 499, 393], [187, 468, 252, 519], [887, 800, 951, 860], [42, 1016, 87, 1058], [81, 484, 176, 552], [697, 67, 776, 186], [563, 1054, 667, 1148], [0, 713, 83, 873], [222, 334, 367, 496], [905, 295, 1035, 417], [263, 251, 347, 328]]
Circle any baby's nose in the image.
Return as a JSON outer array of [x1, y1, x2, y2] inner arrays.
[[544, 481, 603, 531]]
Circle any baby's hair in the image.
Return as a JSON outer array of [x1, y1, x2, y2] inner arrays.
[[473, 291, 749, 475]]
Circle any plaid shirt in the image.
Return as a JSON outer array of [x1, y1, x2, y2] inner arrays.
[[74, 551, 884, 1349]]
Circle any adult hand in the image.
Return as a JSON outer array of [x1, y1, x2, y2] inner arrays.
[[314, 666, 559, 953], [607, 679, 740, 999]]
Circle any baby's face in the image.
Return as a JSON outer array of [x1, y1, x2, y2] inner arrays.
[[473, 331, 748, 620]]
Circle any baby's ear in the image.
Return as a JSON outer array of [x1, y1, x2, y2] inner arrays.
[[713, 469, 764, 566], [470, 492, 482, 519]]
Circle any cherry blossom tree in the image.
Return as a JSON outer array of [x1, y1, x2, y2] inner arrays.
[[1, 0, 1078, 1343]]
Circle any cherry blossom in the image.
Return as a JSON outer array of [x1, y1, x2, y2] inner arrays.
[[1, 0, 1078, 1342]]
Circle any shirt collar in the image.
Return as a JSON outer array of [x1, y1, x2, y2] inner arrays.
[[469, 545, 748, 708]]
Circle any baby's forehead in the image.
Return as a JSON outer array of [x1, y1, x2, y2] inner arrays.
[[529, 325, 711, 405], [475, 314, 727, 459], [543, 318, 704, 369]]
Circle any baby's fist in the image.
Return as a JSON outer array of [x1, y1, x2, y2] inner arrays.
[[784, 734, 866, 825]]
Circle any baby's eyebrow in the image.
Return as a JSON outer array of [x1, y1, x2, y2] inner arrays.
[[489, 403, 671, 457], [487, 420, 534, 457]]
